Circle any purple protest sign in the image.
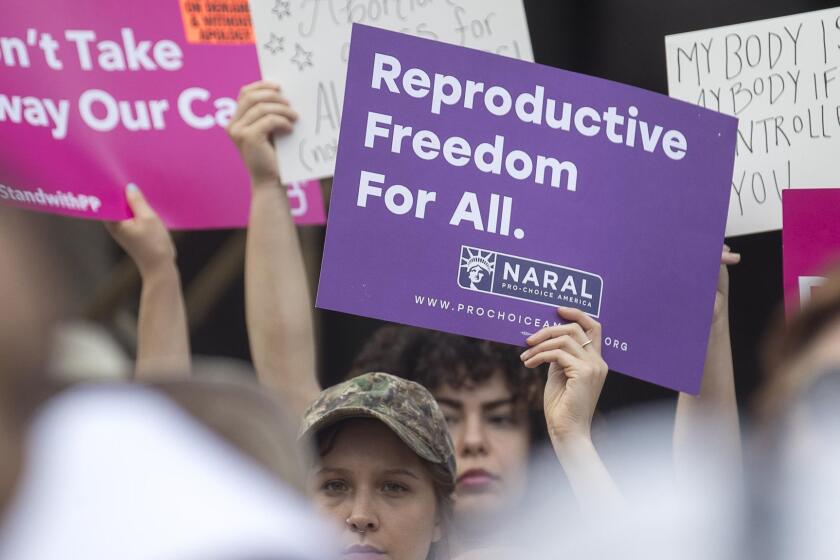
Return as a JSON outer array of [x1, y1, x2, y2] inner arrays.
[[317, 25, 737, 393], [0, 1, 325, 228]]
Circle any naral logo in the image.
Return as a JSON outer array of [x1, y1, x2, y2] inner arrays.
[[457, 245, 603, 317]]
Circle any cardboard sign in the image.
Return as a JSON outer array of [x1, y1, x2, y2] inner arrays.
[[666, 8, 840, 237], [783, 188, 840, 315], [316, 25, 738, 394], [247, 0, 533, 184], [0, 0, 325, 228]]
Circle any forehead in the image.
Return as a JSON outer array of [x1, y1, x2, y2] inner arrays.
[[319, 419, 426, 473], [433, 370, 514, 405]]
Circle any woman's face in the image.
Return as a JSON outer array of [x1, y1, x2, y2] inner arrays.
[[435, 371, 531, 526], [310, 419, 442, 560]]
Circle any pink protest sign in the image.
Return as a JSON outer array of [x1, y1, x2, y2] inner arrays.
[[0, 0, 325, 228], [286, 180, 326, 225], [783, 189, 840, 315]]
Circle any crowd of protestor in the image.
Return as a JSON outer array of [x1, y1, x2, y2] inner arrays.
[[0, 80, 838, 560]]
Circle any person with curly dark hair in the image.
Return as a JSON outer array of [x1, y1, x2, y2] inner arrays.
[[348, 247, 743, 557], [230, 72, 743, 557], [348, 325, 548, 523], [349, 308, 621, 557]]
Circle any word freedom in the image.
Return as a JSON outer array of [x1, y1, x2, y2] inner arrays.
[[365, 112, 578, 191], [371, 52, 690, 160]]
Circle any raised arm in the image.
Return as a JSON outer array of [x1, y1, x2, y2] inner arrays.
[[673, 247, 742, 482], [106, 184, 190, 378], [521, 306, 622, 514], [226, 81, 321, 419]]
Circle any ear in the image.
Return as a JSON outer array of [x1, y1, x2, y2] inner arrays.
[[432, 517, 444, 544], [432, 499, 451, 545]]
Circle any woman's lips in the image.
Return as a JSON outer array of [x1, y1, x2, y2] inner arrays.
[[457, 468, 499, 489], [343, 544, 386, 559]]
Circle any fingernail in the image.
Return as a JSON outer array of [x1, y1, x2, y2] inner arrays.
[[520, 351, 529, 360], [126, 183, 139, 194]]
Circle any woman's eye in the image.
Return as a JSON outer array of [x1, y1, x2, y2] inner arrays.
[[382, 482, 409, 494], [488, 414, 516, 427], [443, 414, 459, 425], [322, 480, 349, 494]]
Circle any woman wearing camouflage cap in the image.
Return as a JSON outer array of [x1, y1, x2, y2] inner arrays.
[[225, 80, 619, 556], [229, 76, 742, 558], [300, 371, 456, 560], [226, 81, 459, 559]]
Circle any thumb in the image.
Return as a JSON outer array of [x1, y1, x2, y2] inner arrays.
[[721, 251, 741, 266], [125, 183, 155, 219]]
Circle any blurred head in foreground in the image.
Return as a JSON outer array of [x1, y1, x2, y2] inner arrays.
[[753, 264, 840, 560], [0, 208, 64, 515], [150, 371, 310, 494], [301, 372, 456, 560], [0, 379, 334, 560], [759, 263, 840, 427]]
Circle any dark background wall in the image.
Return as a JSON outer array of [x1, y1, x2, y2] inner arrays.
[[183, 0, 839, 414]]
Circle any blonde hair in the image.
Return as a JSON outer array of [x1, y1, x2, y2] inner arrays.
[[147, 372, 310, 493]]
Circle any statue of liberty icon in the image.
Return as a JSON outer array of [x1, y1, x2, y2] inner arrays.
[[459, 247, 496, 292]]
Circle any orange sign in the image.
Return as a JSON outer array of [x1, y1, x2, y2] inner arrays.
[[179, 0, 254, 45]]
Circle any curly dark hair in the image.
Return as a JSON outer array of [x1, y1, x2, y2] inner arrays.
[[348, 325, 548, 443]]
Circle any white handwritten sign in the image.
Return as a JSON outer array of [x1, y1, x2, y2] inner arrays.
[[247, 0, 533, 183], [666, 7, 840, 237]]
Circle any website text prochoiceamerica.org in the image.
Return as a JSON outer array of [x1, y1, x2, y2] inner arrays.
[[414, 294, 631, 351], [414, 294, 562, 330]]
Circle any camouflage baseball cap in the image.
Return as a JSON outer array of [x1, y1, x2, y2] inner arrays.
[[300, 372, 456, 484]]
